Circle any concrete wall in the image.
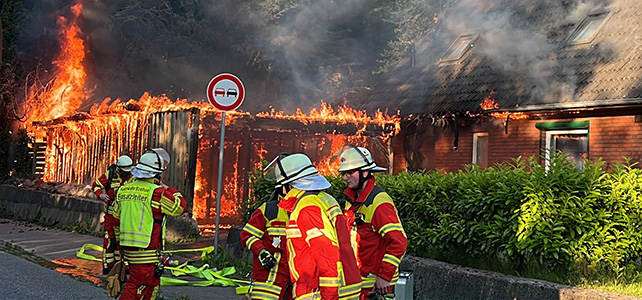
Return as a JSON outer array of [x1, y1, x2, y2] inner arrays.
[[0, 185, 198, 241], [0, 185, 104, 231], [400, 256, 639, 300], [226, 225, 639, 300]]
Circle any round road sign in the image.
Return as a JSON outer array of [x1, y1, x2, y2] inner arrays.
[[206, 73, 245, 111]]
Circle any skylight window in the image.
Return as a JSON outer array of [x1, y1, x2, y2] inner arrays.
[[441, 34, 477, 62], [568, 11, 609, 44]]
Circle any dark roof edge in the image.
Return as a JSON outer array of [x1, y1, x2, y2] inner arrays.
[[494, 98, 642, 113]]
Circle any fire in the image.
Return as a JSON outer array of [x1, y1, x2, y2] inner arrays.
[[256, 101, 400, 137], [25, 1, 88, 127], [480, 90, 499, 110], [489, 112, 529, 120], [479, 90, 528, 120], [315, 135, 368, 176], [23, 1, 403, 230]]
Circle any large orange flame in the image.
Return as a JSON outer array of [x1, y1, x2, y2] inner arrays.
[[25, 1, 402, 232], [25, 1, 88, 126]]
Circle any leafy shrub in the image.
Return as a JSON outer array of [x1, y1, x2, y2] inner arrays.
[[244, 152, 642, 284]]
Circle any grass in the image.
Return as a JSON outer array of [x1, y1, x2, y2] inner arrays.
[[203, 247, 252, 279], [63, 220, 102, 237]]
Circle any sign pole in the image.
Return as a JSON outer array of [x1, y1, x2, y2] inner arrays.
[[214, 111, 226, 255], [206, 73, 244, 256]]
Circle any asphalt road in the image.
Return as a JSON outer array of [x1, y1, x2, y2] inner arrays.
[[0, 218, 240, 300], [0, 251, 111, 300]]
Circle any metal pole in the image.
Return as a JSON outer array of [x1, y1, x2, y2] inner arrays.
[[214, 111, 226, 255]]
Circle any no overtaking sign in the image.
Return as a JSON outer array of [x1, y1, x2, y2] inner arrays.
[[206, 73, 245, 111]]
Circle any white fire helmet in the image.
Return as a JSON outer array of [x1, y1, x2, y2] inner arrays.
[[135, 152, 167, 174], [337, 145, 386, 173], [273, 153, 319, 186], [116, 155, 133, 172], [264, 153, 331, 191]]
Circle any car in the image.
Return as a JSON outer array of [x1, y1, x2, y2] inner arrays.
[[227, 89, 237, 97], [214, 88, 225, 97]]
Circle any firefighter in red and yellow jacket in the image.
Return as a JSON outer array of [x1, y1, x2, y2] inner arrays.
[[338, 145, 407, 299], [92, 155, 133, 275], [240, 181, 293, 299], [112, 149, 186, 300], [269, 153, 361, 300]]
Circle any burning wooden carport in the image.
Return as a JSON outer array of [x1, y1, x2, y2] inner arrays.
[[29, 100, 399, 231], [194, 111, 397, 231]]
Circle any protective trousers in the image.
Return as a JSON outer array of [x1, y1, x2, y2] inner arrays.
[[119, 263, 159, 300], [103, 214, 121, 274]]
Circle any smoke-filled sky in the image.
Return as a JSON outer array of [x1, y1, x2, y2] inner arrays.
[[17, 0, 396, 113], [15, 0, 617, 115]]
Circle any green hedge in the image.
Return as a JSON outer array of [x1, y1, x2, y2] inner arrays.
[[244, 153, 642, 281]]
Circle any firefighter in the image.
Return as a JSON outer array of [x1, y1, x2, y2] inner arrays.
[[273, 153, 362, 300], [112, 149, 186, 300], [93, 155, 133, 275], [338, 145, 407, 299], [240, 154, 293, 299]]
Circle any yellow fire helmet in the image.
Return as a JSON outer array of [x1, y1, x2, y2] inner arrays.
[[337, 145, 386, 173]]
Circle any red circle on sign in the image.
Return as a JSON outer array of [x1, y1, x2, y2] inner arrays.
[[206, 73, 245, 111]]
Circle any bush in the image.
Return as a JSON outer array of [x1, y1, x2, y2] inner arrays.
[[244, 152, 642, 284]]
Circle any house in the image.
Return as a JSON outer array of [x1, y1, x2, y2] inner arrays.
[[361, 0, 642, 173]]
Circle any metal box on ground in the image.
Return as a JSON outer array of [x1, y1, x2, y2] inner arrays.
[[395, 270, 414, 300]]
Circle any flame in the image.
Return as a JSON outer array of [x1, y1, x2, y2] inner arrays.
[[24, 2, 403, 229], [479, 90, 528, 120], [256, 101, 400, 137], [480, 90, 499, 110], [315, 135, 368, 176], [489, 112, 529, 120], [25, 1, 88, 127]]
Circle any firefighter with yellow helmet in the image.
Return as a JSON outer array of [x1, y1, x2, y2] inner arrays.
[[338, 145, 407, 299], [92, 155, 133, 274], [272, 153, 362, 300], [112, 149, 186, 299]]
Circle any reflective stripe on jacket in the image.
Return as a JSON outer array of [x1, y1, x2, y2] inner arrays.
[[344, 177, 407, 283], [116, 180, 157, 248], [279, 188, 362, 300], [240, 200, 291, 299]]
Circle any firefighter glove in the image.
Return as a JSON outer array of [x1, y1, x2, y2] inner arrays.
[[258, 249, 276, 270], [106, 261, 125, 298]]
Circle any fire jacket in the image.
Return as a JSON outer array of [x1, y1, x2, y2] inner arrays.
[[92, 165, 130, 214], [240, 200, 291, 299], [344, 177, 407, 289], [279, 188, 362, 300], [112, 177, 186, 264]]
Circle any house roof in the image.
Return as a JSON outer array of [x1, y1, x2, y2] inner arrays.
[[357, 0, 642, 115]]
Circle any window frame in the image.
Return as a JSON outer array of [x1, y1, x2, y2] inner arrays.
[[440, 34, 478, 63], [544, 129, 589, 169], [567, 11, 610, 45], [472, 132, 489, 167]]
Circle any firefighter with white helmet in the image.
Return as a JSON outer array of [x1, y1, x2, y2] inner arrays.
[[338, 145, 407, 299], [92, 154, 133, 275], [272, 153, 362, 300], [111, 149, 186, 300]]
